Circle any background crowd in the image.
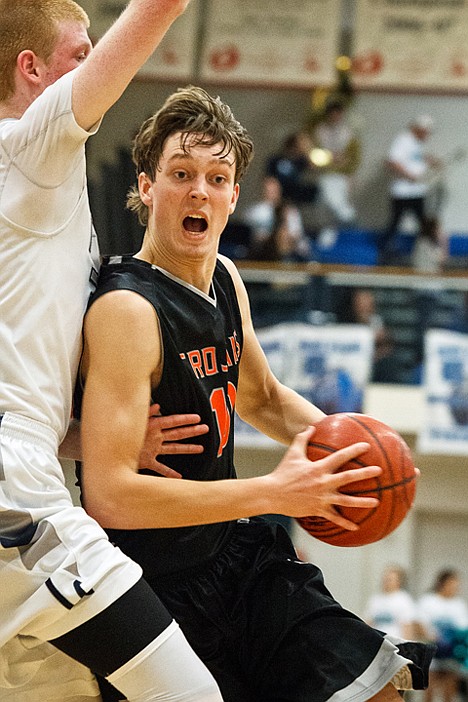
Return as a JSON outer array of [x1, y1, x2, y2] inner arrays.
[[366, 565, 468, 702]]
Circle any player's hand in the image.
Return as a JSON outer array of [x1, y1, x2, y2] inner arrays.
[[139, 403, 208, 478], [267, 426, 382, 531]]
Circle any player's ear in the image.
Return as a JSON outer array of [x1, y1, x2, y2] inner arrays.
[[229, 184, 240, 215], [17, 50, 41, 85], [138, 172, 153, 206]]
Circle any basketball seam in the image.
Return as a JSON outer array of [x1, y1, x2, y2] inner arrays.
[[303, 414, 416, 545], [327, 414, 405, 540]]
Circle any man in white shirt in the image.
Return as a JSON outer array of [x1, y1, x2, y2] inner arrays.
[[379, 115, 437, 265]]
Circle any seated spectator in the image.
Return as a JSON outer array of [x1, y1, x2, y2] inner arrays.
[[249, 201, 312, 262], [265, 131, 320, 236], [417, 569, 468, 702], [244, 177, 312, 261], [333, 287, 400, 383], [266, 131, 318, 204], [365, 565, 417, 640], [246, 200, 315, 327]]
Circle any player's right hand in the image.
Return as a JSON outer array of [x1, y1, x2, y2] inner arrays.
[[265, 426, 382, 531]]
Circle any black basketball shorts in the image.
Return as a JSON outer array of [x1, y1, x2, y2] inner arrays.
[[138, 518, 434, 702]]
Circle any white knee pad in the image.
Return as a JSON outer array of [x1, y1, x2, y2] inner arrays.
[[107, 621, 222, 702]]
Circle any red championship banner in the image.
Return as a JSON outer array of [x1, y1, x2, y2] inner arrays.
[[199, 0, 341, 88], [352, 0, 468, 91], [83, 0, 199, 80]]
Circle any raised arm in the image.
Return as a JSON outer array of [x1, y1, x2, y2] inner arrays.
[[72, 0, 191, 130]]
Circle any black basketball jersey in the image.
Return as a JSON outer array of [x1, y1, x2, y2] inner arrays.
[[79, 255, 244, 576]]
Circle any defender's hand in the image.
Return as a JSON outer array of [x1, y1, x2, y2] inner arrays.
[[139, 403, 209, 478]]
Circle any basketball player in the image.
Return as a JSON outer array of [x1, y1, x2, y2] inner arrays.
[[77, 86, 435, 702], [0, 2, 224, 701]]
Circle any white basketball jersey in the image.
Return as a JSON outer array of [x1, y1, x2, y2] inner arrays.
[[0, 70, 100, 441], [0, 71, 142, 673]]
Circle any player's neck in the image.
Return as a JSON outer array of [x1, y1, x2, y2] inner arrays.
[[135, 244, 216, 296], [0, 102, 21, 120], [0, 93, 32, 120]]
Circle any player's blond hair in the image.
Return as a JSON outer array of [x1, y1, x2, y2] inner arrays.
[[0, 0, 89, 102], [127, 85, 255, 227]]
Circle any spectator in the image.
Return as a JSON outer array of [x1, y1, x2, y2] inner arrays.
[[312, 97, 360, 227], [417, 569, 468, 702], [333, 288, 400, 383], [248, 200, 312, 263], [265, 130, 320, 236], [365, 565, 417, 640], [380, 115, 440, 265], [246, 198, 315, 326], [244, 176, 305, 250]]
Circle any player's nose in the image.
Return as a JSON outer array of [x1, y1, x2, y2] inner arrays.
[[189, 176, 208, 200]]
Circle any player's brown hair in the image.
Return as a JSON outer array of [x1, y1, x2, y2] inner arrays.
[[127, 85, 255, 227], [0, 0, 89, 102]]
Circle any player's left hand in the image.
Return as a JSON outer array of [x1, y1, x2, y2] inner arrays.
[[139, 403, 209, 478]]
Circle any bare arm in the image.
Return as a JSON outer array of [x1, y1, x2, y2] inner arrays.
[[219, 256, 326, 443], [387, 159, 419, 182], [58, 406, 208, 478], [80, 290, 381, 531], [72, 0, 191, 130]]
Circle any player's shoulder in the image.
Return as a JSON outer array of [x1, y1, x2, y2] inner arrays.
[[216, 253, 243, 283], [95, 255, 154, 294], [88, 285, 154, 323], [217, 253, 236, 272], [217, 253, 247, 292], [90, 256, 155, 317]]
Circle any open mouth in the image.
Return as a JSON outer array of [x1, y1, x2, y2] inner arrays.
[[183, 215, 208, 233]]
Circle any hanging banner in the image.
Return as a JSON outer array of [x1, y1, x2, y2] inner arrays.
[[352, 0, 468, 91], [200, 0, 341, 87], [235, 323, 374, 447], [418, 329, 468, 455], [84, 0, 199, 80]]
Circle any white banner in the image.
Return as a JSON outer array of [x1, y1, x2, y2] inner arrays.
[[83, 0, 199, 80], [200, 0, 341, 87], [352, 0, 468, 91], [418, 329, 468, 455], [235, 323, 374, 448]]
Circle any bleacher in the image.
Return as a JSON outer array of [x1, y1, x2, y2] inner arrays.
[[223, 224, 468, 386]]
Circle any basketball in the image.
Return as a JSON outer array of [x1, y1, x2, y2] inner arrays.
[[296, 412, 417, 547]]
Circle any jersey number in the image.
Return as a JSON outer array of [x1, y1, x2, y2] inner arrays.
[[210, 383, 237, 457]]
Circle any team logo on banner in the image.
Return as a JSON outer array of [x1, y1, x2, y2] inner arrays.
[[235, 323, 374, 447], [418, 330, 468, 455]]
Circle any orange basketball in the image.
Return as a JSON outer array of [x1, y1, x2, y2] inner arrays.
[[296, 413, 417, 547]]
